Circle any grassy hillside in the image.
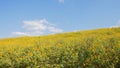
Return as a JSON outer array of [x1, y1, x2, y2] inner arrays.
[[0, 28, 120, 68]]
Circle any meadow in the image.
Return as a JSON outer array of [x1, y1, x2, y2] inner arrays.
[[0, 27, 120, 68]]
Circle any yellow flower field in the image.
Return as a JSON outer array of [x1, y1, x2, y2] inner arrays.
[[0, 27, 120, 68]]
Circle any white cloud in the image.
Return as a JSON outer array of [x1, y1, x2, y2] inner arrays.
[[117, 20, 120, 25], [23, 19, 47, 31], [12, 32, 30, 36], [73, 30, 79, 32], [110, 20, 120, 28], [12, 19, 63, 36], [48, 26, 63, 33], [58, 0, 64, 3]]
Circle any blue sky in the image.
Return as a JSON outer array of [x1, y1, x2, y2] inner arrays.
[[0, 0, 120, 38]]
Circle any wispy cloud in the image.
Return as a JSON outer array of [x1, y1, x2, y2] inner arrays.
[[23, 19, 48, 31], [12, 19, 63, 36], [110, 20, 120, 28], [48, 26, 63, 33], [117, 20, 120, 26], [12, 32, 30, 36], [58, 0, 64, 3]]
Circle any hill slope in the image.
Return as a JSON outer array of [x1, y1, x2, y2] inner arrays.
[[0, 28, 120, 68]]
